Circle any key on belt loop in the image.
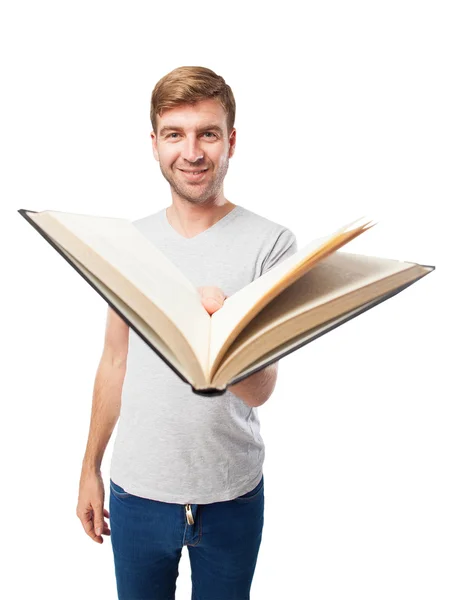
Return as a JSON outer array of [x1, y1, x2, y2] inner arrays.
[[185, 504, 194, 525]]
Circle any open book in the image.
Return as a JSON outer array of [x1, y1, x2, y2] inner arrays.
[[18, 209, 434, 396]]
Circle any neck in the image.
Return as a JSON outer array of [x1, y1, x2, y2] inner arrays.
[[166, 193, 236, 239]]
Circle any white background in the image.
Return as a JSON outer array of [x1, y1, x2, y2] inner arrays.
[[1, 1, 447, 599]]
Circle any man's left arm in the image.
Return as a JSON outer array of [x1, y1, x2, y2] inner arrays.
[[228, 362, 278, 408], [229, 225, 297, 406], [198, 227, 297, 407], [198, 288, 279, 409]]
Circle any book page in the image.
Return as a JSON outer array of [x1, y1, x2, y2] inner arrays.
[[208, 218, 373, 376], [29, 210, 211, 378], [226, 297, 385, 386], [211, 253, 430, 387], [59, 243, 192, 383]]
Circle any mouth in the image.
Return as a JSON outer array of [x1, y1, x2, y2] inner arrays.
[[179, 168, 208, 181]]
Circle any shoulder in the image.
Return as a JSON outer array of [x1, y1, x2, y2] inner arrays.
[[235, 205, 286, 230], [237, 206, 295, 238], [236, 207, 297, 276]]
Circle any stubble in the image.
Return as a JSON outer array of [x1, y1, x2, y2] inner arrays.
[[159, 157, 230, 205]]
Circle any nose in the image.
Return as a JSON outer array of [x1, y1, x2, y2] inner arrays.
[[181, 134, 204, 164]]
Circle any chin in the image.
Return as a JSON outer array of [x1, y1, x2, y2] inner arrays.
[[176, 184, 213, 203], [183, 195, 211, 205]]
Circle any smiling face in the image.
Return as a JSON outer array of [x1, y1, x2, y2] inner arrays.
[[151, 98, 236, 205]]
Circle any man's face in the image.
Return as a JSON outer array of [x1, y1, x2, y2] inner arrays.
[[151, 98, 236, 205]]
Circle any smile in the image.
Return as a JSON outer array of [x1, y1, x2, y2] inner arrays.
[[179, 169, 208, 180]]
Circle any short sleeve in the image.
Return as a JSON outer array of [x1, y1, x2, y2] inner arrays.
[[260, 228, 298, 276]]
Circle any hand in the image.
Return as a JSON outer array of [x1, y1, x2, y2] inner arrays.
[[198, 286, 227, 315], [76, 470, 111, 544]]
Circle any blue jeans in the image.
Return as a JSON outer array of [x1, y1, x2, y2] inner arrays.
[[109, 475, 264, 600]]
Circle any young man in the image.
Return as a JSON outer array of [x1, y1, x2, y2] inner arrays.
[[76, 66, 297, 599]]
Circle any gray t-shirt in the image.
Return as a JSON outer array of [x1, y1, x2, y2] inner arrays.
[[110, 204, 297, 504]]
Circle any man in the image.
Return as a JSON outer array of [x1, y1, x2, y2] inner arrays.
[[76, 66, 297, 599]]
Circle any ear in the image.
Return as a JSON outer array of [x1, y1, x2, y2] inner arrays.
[[228, 128, 236, 158], [150, 131, 160, 161]]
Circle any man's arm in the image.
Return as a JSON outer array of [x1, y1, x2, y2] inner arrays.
[[227, 226, 297, 406], [198, 286, 278, 408], [81, 307, 129, 475], [76, 306, 129, 544], [228, 362, 278, 408]]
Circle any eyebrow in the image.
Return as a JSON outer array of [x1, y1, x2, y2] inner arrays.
[[159, 124, 224, 136]]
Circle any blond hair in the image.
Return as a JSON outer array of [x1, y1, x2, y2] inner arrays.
[[150, 66, 236, 135]]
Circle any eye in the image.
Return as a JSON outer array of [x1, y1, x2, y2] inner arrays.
[[202, 132, 217, 138], [169, 132, 179, 139]]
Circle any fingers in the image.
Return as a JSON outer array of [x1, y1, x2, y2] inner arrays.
[[198, 286, 227, 315], [94, 502, 106, 538], [78, 506, 111, 544], [102, 507, 111, 534], [80, 509, 104, 544]]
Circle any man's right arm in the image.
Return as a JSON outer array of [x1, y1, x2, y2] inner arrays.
[[76, 306, 129, 544], [81, 306, 129, 475]]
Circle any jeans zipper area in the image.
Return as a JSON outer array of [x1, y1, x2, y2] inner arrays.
[[185, 503, 194, 525]]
